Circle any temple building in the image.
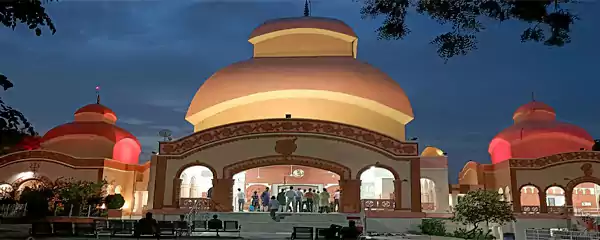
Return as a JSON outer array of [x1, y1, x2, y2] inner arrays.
[[0, 15, 599, 237]]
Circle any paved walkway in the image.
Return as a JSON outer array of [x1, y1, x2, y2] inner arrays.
[[0, 224, 291, 240]]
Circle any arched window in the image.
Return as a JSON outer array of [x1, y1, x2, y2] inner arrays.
[[420, 178, 436, 211]]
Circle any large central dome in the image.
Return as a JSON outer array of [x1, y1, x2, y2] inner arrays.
[[186, 17, 414, 140]]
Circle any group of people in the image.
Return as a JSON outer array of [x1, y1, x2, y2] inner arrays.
[[236, 186, 340, 214]]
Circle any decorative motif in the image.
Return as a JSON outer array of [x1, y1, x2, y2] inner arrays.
[[159, 119, 418, 157], [29, 162, 40, 174], [361, 199, 395, 210], [274, 137, 297, 156], [510, 152, 600, 168], [521, 205, 540, 214], [292, 169, 304, 178], [582, 163, 593, 176], [223, 155, 351, 179]]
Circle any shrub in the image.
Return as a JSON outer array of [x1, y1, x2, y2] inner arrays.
[[418, 218, 447, 236], [105, 194, 125, 209]]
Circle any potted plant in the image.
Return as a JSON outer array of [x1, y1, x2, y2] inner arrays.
[[104, 194, 125, 218]]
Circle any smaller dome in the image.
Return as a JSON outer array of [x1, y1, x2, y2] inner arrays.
[[75, 104, 116, 116], [74, 104, 117, 123], [421, 146, 445, 157], [512, 101, 555, 123], [249, 17, 357, 40], [489, 101, 594, 164]]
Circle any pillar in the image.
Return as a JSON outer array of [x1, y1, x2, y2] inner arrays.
[[339, 179, 361, 213], [173, 178, 182, 208], [212, 178, 234, 212], [393, 179, 403, 210], [539, 190, 547, 213]]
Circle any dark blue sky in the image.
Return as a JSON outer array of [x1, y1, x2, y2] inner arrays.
[[1, 1, 599, 180]]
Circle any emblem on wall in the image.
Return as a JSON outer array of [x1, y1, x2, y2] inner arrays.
[[581, 163, 593, 176], [292, 169, 305, 178], [274, 137, 298, 156]]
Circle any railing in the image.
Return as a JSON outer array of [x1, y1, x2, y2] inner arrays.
[[525, 228, 600, 240], [180, 198, 212, 211], [0, 203, 27, 217], [361, 199, 395, 210], [521, 205, 541, 214], [421, 202, 435, 211]]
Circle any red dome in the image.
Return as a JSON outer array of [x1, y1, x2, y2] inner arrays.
[[75, 104, 116, 116], [42, 122, 140, 146], [489, 101, 594, 164]]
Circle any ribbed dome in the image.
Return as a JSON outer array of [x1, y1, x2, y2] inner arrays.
[[41, 103, 141, 164], [489, 101, 594, 164]]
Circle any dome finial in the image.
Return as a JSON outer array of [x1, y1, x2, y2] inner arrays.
[[95, 86, 101, 104], [304, 0, 311, 17]]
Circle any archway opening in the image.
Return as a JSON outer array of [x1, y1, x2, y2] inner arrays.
[[420, 178, 437, 211], [231, 165, 340, 213], [179, 166, 214, 209], [359, 166, 395, 211], [520, 185, 540, 214], [546, 186, 565, 213], [572, 182, 600, 216], [16, 179, 45, 199]]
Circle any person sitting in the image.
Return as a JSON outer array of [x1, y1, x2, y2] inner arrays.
[[207, 214, 223, 236], [175, 214, 189, 236], [322, 224, 343, 240], [340, 220, 360, 239], [135, 212, 159, 239]]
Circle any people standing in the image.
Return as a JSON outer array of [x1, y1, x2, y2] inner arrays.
[[251, 191, 259, 212], [277, 189, 287, 212], [320, 188, 330, 213], [268, 196, 280, 221], [313, 191, 320, 213], [333, 189, 340, 212], [260, 187, 271, 212], [285, 186, 296, 212], [295, 188, 303, 212], [305, 188, 314, 212], [236, 188, 245, 212]]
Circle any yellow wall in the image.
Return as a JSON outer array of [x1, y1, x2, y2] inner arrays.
[[254, 33, 353, 58], [194, 98, 406, 140]]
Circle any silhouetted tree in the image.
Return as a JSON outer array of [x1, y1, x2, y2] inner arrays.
[[0, 1, 53, 153], [360, 0, 578, 61], [593, 140, 600, 151]]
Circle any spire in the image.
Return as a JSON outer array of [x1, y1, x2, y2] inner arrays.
[[95, 86, 101, 104], [304, 0, 310, 17], [531, 91, 535, 102]]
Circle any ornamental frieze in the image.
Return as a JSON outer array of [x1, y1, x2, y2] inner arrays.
[[0, 150, 104, 168], [159, 119, 418, 157], [510, 152, 600, 168], [222, 155, 351, 180]]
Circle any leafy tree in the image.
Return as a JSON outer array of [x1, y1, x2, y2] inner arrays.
[[105, 194, 125, 209], [0, 79, 37, 155], [452, 190, 515, 239], [360, 0, 578, 60], [419, 218, 447, 236]]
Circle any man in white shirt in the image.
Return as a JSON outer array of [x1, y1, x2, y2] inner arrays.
[[285, 186, 297, 212], [236, 188, 245, 212], [296, 188, 304, 212], [333, 189, 340, 212]]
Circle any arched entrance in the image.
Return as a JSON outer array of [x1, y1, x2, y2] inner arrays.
[[211, 155, 355, 213], [420, 178, 436, 211], [519, 184, 541, 214], [357, 165, 401, 211], [232, 165, 341, 212]]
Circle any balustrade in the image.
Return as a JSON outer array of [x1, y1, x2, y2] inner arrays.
[[361, 199, 395, 210], [180, 198, 212, 211], [521, 205, 540, 214], [421, 202, 435, 211]]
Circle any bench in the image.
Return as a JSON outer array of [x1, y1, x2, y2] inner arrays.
[[315, 227, 340, 239], [157, 220, 176, 236], [291, 227, 314, 240], [191, 220, 241, 237], [30, 222, 53, 237]]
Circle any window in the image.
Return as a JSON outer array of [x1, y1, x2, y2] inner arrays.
[[582, 202, 592, 206]]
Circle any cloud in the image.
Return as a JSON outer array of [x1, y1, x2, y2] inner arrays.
[[119, 117, 153, 126]]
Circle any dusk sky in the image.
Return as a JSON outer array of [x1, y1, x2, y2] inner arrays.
[[1, 1, 598, 180]]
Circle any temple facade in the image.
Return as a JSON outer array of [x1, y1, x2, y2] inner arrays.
[[0, 16, 598, 236]]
